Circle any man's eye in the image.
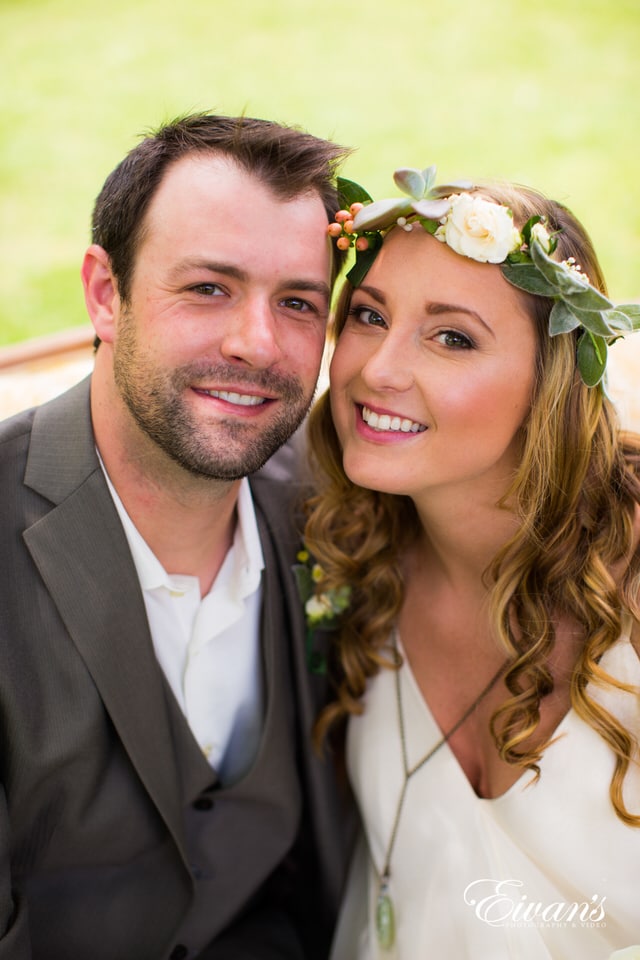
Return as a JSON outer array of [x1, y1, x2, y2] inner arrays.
[[191, 283, 226, 296], [281, 297, 315, 313]]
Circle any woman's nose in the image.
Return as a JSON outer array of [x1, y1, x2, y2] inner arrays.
[[359, 331, 415, 393]]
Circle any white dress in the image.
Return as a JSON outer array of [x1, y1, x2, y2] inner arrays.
[[331, 617, 640, 959]]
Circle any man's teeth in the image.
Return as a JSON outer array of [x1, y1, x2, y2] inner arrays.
[[206, 390, 265, 407], [362, 405, 426, 434]]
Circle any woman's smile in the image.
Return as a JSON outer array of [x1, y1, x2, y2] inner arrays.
[[329, 225, 537, 504]]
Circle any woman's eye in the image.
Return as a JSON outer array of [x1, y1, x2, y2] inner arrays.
[[348, 306, 387, 328], [435, 329, 474, 350]]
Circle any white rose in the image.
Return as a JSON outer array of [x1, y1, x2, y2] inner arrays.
[[438, 193, 521, 263], [305, 594, 333, 623], [608, 948, 640, 960], [530, 220, 553, 253]]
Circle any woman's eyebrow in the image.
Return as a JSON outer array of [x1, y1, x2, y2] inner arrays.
[[427, 301, 493, 336], [356, 284, 387, 306], [356, 287, 493, 336]]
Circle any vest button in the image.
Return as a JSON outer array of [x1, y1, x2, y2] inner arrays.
[[193, 795, 214, 811], [169, 946, 188, 960]]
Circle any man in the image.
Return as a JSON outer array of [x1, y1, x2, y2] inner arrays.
[[0, 113, 351, 959]]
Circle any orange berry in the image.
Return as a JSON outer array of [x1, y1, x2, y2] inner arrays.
[[334, 210, 351, 223], [327, 222, 343, 237], [350, 202, 364, 215], [336, 236, 351, 251], [355, 236, 370, 251], [343, 220, 355, 234]]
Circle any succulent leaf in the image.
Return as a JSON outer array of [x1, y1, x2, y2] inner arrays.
[[393, 168, 426, 200], [430, 180, 474, 198], [352, 197, 413, 232], [411, 198, 452, 220], [422, 165, 438, 192]]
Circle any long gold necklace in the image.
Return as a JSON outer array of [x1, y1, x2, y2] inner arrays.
[[372, 638, 509, 951]]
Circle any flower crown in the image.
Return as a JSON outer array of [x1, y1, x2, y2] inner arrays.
[[328, 165, 640, 387]]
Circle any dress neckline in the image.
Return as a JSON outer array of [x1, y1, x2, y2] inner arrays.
[[396, 611, 636, 803]]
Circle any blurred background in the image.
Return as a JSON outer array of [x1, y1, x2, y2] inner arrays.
[[1, 0, 639, 418]]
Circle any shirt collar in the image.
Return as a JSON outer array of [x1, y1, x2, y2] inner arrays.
[[98, 454, 264, 598]]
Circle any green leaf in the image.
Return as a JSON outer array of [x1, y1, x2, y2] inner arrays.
[[346, 232, 383, 286], [419, 217, 440, 236], [529, 239, 567, 287], [521, 216, 543, 246], [337, 177, 373, 208], [393, 167, 426, 200], [613, 303, 640, 331], [561, 288, 613, 313], [549, 300, 580, 335], [292, 564, 313, 603], [602, 308, 637, 334], [564, 305, 619, 338], [577, 332, 608, 387], [501, 260, 557, 297]]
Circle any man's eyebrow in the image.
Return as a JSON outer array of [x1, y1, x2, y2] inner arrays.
[[285, 279, 331, 300], [170, 259, 249, 282], [170, 260, 330, 300]]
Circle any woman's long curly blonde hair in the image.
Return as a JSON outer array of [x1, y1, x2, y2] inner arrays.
[[304, 182, 640, 824]]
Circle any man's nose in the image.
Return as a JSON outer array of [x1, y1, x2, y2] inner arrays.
[[219, 296, 282, 369]]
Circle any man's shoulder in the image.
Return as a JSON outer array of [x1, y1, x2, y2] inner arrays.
[[0, 377, 91, 439], [0, 403, 39, 480], [0, 377, 95, 497], [0, 403, 37, 445]]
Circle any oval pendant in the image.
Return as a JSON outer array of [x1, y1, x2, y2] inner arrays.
[[376, 882, 395, 950]]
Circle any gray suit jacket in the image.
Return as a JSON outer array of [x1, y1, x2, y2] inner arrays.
[[0, 378, 351, 960]]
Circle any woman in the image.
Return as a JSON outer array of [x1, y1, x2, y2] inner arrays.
[[303, 168, 640, 958]]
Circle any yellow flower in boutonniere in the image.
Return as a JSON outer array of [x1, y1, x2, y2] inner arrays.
[[292, 547, 351, 673]]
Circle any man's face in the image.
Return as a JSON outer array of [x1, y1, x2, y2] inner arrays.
[[111, 154, 332, 480]]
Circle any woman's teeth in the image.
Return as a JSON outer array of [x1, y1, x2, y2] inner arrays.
[[362, 406, 426, 433]]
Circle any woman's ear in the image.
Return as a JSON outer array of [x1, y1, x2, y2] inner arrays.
[[81, 244, 120, 344]]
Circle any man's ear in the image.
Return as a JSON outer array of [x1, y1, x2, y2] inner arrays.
[[81, 245, 120, 344]]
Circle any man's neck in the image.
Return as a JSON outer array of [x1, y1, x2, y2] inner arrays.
[[92, 379, 242, 597]]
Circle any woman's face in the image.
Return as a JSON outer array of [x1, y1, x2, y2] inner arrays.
[[329, 226, 538, 506]]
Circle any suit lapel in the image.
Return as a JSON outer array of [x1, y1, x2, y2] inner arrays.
[[251, 472, 353, 913], [23, 380, 188, 864]]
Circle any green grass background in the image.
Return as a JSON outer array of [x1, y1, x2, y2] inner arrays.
[[1, 0, 639, 345]]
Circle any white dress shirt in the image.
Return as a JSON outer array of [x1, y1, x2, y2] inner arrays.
[[101, 464, 265, 785]]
